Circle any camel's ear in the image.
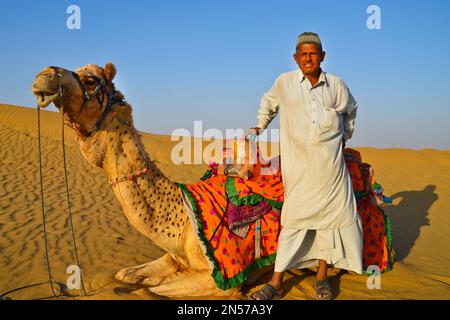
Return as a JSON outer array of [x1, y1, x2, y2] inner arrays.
[[104, 62, 117, 82]]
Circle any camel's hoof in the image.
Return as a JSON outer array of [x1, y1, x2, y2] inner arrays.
[[115, 263, 174, 287], [115, 267, 145, 284], [115, 255, 180, 287]]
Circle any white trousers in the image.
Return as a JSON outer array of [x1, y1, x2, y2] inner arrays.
[[274, 217, 363, 274]]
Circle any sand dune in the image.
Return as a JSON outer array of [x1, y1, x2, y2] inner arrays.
[[0, 104, 449, 300]]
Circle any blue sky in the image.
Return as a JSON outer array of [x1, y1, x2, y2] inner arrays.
[[1, 0, 449, 149]]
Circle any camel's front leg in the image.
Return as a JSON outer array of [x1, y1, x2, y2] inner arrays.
[[148, 269, 241, 298], [115, 253, 179, 286]]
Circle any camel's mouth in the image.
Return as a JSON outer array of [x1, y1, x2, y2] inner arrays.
[[34, 91, 60, 108]]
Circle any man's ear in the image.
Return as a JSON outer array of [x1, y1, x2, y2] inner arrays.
[[320, 51, 326, 62], [293, 52, 300, 65], [104, 62, 117, 82]]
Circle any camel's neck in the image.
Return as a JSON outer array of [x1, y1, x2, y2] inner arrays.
[[79, 112, 190, 256]]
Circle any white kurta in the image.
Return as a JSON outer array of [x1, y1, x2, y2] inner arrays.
[[257, 69, 363, 273]]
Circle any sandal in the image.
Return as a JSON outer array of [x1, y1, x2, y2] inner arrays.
[[248, 284, 282, 300], [315, 279, 333, 300]]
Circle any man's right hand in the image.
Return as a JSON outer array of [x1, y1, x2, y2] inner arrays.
[[242, 127, 262, 141]]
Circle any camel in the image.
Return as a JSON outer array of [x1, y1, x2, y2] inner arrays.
[[31, 63, 267, 298]]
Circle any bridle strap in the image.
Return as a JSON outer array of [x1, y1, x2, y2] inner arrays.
[[70, 71, 93, 121], [71, 71, 116, 139], [83, 97, 114, 138], [51, 67, 120, 139]]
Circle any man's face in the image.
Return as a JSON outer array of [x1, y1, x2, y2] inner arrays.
[[294, 43, 325, 76]]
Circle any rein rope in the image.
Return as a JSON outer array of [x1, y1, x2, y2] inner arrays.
[[0, 106, 88, 299], [37, 105, 59, 298], [34, 105, 87, 298], [60, 106, 87, 296]]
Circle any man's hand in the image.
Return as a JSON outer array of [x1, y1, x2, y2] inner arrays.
[[242, 127, 262, 141]]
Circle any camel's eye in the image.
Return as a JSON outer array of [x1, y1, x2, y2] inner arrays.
[[83, 78, 97, 86]]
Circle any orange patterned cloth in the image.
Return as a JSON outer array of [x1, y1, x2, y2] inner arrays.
[[344, 148, 395, 272], [177, 156, 284, 290], [177, 148, 394, 290]]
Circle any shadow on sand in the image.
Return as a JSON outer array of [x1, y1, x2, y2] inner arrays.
[[382, 184, 438, 261]]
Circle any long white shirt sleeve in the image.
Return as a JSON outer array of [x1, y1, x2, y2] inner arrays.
[[335, 79, 358, 142], [257, 79, 281, 130]]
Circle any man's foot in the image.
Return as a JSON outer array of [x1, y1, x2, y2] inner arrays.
[[248, 284, 283, 300], [315, 279, 333, 300]]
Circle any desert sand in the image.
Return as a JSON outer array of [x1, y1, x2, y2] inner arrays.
[[0, 103, 449, 300]]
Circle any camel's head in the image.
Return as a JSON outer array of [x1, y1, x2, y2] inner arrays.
[[32, 62, 120, 137]]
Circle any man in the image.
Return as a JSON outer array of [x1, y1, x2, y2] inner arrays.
[[246, 32, 363, 300]]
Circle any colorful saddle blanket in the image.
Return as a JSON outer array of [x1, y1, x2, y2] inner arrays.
[[177, 148, 394, 290], [344, 149, 395, 273], [177, 154, 283, 290]]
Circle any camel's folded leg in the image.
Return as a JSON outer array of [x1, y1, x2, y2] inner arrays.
[[148, 270, 241, 298], [115, 253, 179, 286]]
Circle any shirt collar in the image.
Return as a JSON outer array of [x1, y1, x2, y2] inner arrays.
[[298, 68, 328, 88]]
